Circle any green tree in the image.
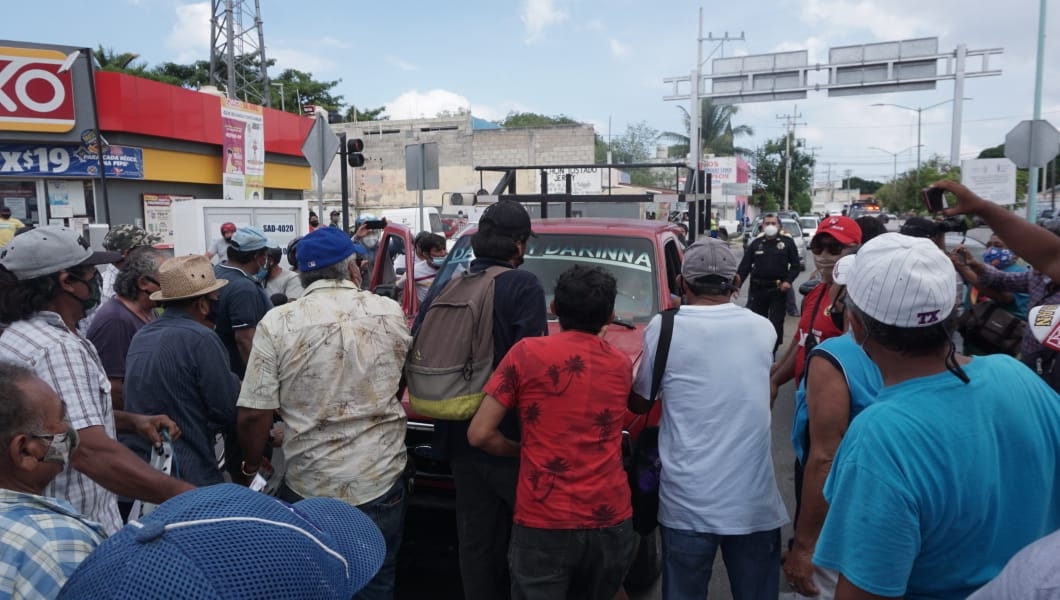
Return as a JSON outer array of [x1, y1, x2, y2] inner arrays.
[[499, 112, 581, 128], [750, 134, 815, 214], [148, 60, 212, 88], [610, 122, 667, 187], [93, 46, 146, 72], [660, 99, 754, 158], [343, 105, 387, 122], [847, 176, 882, 195]]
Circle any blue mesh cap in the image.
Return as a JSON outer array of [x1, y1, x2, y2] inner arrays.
[[230, 226, 270, 252], [58, 484, 385, 599]]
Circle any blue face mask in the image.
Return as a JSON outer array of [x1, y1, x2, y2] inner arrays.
[[430, 256, 446, 268], [252, 258, 269, 283]]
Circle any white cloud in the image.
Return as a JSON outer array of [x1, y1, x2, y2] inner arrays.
[[609, 38, 630, 58], [797, 0, 925, 40], [319, 37, 350, 50], [383, 89, 533, 122], [385, 89, 473, 120], [166, 2, 211, 63], [385, 55, 418, 72], [269, 46, 333, 74], [585, 18, 605, 32], [521, 0, 568, 43]]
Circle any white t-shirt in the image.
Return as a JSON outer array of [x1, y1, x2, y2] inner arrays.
[[208, 238, 231, 264], [967, 527, 1060, 599], [410, 257, 441, 302], [633, 302, 789, 535]]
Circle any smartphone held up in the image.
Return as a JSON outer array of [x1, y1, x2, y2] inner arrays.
[[921, 187, 946, 213]]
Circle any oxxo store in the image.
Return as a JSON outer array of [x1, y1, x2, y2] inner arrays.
[[0, 40, 312, 243]]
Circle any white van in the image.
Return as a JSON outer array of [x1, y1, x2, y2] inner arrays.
[[379, 207, 444, 235]]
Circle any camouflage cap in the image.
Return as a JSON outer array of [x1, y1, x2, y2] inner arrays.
[[103, 224, 162, 252]]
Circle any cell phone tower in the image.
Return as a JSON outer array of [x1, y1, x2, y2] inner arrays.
[[209, 0, 271, 107]]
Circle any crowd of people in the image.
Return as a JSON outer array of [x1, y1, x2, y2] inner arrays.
[[1, 182, 1060, 599]]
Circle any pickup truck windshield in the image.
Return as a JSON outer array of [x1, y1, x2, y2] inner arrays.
[[434, 233, 659, 321]]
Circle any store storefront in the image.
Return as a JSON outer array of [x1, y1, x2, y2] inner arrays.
[[0, 39, 312, 242]]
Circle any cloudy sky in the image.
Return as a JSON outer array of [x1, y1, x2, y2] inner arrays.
[[7, 0, 1059, 184]]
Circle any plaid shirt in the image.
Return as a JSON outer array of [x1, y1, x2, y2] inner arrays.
[[979, 265, 1060, 357], [0, 312, 123, 534], [0, 488, 106, 599]]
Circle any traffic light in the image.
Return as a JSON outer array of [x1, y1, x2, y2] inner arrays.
[[347, 138, 365, 168]]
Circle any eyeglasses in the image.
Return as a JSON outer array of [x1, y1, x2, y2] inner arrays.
[[810, 240, 847, 255], [30, 431, 71, 444]]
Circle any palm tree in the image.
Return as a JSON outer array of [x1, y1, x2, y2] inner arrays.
[[92, 46, 145, 73], [661, 98, 754, 158]]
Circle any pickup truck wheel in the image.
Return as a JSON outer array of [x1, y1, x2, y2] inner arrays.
[[623, 528, 662, 588]]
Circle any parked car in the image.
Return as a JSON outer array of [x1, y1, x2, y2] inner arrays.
[[369, 218, 689, 586], [799, 215, 820, 242], [1038, 209, 1056, 225]]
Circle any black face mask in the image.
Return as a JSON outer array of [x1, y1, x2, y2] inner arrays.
[[829, 291, 847, 332]]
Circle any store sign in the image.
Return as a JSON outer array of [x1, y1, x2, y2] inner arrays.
[[0, 46, 76, 133], [0, 142, 144, 179]]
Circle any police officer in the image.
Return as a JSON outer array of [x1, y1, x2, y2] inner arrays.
[[737, 213, 800, 350]]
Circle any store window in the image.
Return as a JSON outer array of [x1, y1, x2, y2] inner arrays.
[[0, 181, 39, 225]]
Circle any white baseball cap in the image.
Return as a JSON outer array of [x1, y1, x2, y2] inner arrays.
[[832, 254, 857, 286], [843, 232, 956, 328]]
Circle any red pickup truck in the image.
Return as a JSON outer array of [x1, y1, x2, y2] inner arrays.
[[369, 216, 688, 586]]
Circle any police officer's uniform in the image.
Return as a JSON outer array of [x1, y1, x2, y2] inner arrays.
[[737, 231, 800, 349]]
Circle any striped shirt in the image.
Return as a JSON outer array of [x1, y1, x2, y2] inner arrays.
[[0, 312, 123, 534], [0, 488, 106, 599], [979, 266, 1060, 357]]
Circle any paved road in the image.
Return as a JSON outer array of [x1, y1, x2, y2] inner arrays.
[[395, 245, 816, 599]]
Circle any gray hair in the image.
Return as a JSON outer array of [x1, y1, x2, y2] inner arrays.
[[0, 362, 43, 449], [299, 256, 354, 288], [113, 247, 165, 300]]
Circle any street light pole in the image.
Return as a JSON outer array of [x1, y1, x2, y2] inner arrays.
[[872, 98, 972, 190], [270, 82, 285, 112], [870, 145, 920, 206]]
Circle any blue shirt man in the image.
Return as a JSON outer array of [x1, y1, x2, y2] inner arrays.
[[123, 255, 240, 486], [213, 227, 272, 379], [814, 233, 1060, 600]]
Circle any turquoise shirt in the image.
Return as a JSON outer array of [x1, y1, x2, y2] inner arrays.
[[815, 355, 1060, 599], [791, 333, 883, 464]]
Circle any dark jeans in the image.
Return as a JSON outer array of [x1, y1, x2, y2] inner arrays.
[[748, 284, 787, 350], [450, 458, 519, 600], [660, 526, 781, 600], [279, 477, 407, 600], [509, 520, 637, 600]]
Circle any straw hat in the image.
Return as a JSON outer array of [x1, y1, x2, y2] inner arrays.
[[150, 255, 228, 302]]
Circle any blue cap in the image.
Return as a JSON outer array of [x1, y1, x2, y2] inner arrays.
[[298, 227, 359, 272], [230, 226, 269, 252], [57, 484, 385, 599]]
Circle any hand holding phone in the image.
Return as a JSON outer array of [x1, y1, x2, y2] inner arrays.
[[921, 187, 946, 213]]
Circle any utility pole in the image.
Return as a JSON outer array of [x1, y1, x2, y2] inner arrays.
[[776, 106, 806, 212], [825, 163, 834, 207], [663, 8, 744, 198], [807, 146, 822, 211]]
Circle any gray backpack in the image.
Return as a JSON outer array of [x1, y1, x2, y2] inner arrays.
[[406, 266, 506, 419]]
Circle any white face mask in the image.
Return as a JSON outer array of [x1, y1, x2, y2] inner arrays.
[[814, 254, 839, 274], [763, 225, 779, 237], [362, 234, 379, 249]]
